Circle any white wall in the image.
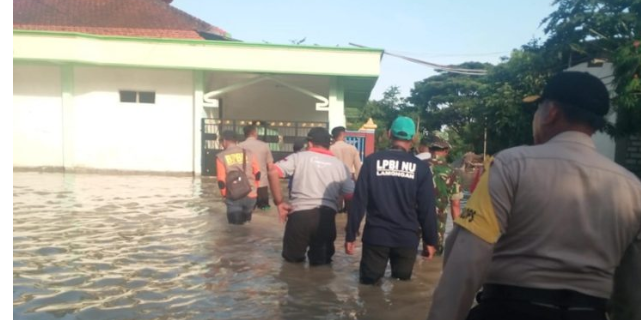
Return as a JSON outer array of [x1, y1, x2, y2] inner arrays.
[[73, 67, 194, 172], [13, 65, 64, 168], [566, 63, 616, 160], [209, 74, 330, 123]]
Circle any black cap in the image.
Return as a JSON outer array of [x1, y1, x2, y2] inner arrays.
[[306, 127, 332, 145], [221, 130, 238, 142], [421, 132, 451, 149], [523, 72, 610, 116]]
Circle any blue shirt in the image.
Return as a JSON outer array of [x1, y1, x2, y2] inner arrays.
[[346, 148, 438, 248]]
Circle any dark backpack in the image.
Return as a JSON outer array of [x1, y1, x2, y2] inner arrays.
[[225, 149, 252, 200]]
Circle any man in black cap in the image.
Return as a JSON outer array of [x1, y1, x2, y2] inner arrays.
[[428, 71, 641, 320], [267, 127, 354, 265]]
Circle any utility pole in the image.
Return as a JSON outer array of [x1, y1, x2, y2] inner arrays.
[[483, 117, 488, 162]]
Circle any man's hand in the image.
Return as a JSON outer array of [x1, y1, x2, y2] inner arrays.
[[345, 241, 355, 255], [422, 244, 436, 260], [277, 202, 293, 223]]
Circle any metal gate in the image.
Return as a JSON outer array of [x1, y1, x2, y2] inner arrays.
[[345, 134, 367, 162], [201, 118, 222, 176], [201, 119, 328, 176]]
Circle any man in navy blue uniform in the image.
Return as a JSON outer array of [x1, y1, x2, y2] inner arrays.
[[345, 116, 438, 284]]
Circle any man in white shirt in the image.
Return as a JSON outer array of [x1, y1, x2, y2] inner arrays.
[[330, 126, 363, 213]]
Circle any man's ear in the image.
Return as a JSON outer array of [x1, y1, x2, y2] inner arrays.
[[542, 102, 562, 125], [387, 130, 392, 139]]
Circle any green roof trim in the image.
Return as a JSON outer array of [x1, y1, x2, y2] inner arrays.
[[13, 29, 384, 54], [12, 58, 380, 79]]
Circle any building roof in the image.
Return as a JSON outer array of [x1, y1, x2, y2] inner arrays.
[[13, 0, 232, 40]]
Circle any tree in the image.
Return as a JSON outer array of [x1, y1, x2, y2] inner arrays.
[[408, 54, 549, 156], [409, 62, 490, 155], [480, 41, 554, 154], [542, 0, 641, 136], [349, 86, 419, 150], [365, 1, 640, 159]]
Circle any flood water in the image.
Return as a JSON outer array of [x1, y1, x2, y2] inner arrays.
[[14, 172, 444, 320]]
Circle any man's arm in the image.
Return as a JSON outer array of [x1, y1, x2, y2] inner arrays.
[[266, 147, 274, 168], [352, 147, 362, 180], [427, 226, 494, 320], [340, 164, 355, 200], [268, 155, 297, 222], [267, 164, 291, 222], [216, 158, 227, 197], [450, 199, 461, 221], [449, 170, 464, 220], [609, 232, 641, 320], [251, 155, 260, 189], [268, 165, 284, 205], [417, 165, 438, 252], [268, 155, 296, 203], [428, 156, 513, 320], [345, 160, 368, 244]]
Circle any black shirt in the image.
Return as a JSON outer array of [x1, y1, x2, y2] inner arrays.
[[346, 148, 438, 248]]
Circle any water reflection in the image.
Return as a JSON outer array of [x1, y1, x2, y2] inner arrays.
[[14, 172, 442, 320]]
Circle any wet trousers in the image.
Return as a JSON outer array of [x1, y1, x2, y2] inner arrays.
[[282, 206, 336, 266]]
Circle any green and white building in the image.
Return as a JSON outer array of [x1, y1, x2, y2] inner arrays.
[[13, 0, 382, 175]]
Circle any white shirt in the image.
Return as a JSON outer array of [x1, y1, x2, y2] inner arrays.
[[416, 152, 431, 161]]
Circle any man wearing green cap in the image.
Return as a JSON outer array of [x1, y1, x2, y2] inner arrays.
[[345, 116, 438, 284], [421, 132, 463, 254]]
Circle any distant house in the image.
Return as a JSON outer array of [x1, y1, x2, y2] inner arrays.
[[13, 0, 382, 175], [566, 61, 641, 177]]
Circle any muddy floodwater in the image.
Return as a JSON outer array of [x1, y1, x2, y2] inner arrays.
[[14, 172, 445, 320]]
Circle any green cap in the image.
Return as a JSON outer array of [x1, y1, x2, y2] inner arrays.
[[390, 116, 416, 140]]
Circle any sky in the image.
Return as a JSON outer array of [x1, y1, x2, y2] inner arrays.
[[174, 0, 557, 100]]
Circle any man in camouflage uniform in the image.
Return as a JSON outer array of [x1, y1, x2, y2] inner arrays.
[[420, 133, 463, 254]]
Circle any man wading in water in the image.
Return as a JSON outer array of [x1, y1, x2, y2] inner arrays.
[[345, 116, 438, 284], [268, 127, 355, 265]]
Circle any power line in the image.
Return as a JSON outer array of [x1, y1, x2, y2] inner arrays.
[[384, 51, 487, 73], [385, 50, 510, 58], [349, 43, 488, 76]]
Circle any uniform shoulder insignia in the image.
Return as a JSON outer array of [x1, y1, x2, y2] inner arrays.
[[460, 207, 477, 223]]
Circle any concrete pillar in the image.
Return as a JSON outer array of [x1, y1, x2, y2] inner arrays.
[[328, 77, 345, 129], [61, 65, 75, 170], [193, 70, 205, 176]]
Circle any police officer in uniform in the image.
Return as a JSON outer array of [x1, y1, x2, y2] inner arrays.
[[427, 72, 641, 320]]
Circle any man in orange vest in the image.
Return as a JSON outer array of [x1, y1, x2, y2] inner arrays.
[[216, 130, 261, 225]]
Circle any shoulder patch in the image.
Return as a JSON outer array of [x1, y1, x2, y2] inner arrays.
[[454, 169, 501, 244]]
